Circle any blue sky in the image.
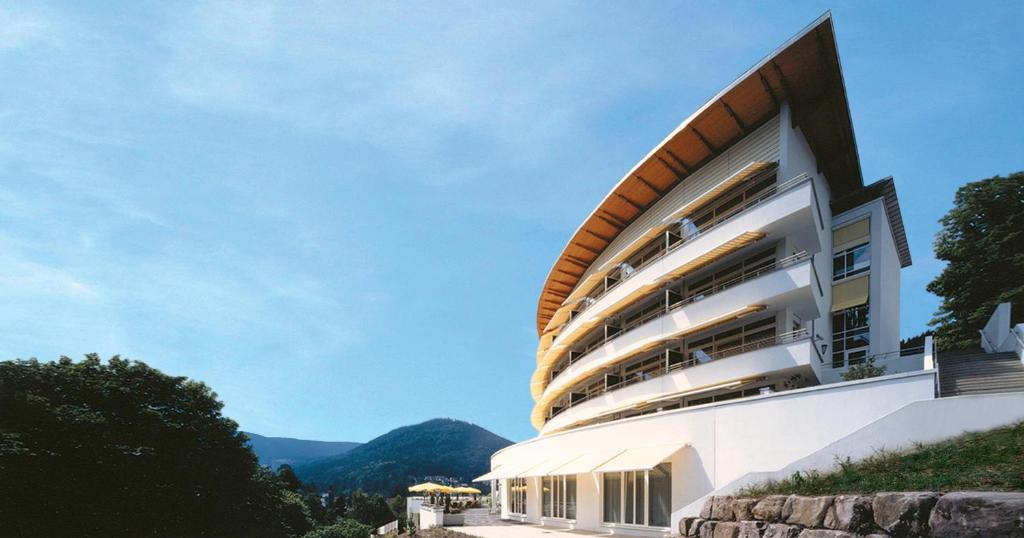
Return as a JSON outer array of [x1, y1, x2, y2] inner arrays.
[[1, 2, 1021, 443]]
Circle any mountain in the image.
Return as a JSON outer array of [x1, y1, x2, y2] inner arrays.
[[244, 432, 361, 469], [294, 418, 513, 496]]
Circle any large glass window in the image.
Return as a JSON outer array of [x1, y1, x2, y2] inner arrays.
[[832, 303, 870, 368], [542, 475, 576, 519], [833, 242, 870, 281], [648, 463, 672, 527], [602, 473, 621, 523], [602, 464, 672, 528], [509, 477, 527, 515]]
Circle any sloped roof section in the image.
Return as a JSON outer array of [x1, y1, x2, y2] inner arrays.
[[536, 13, 863, 335], [832, 176, 912, 267]]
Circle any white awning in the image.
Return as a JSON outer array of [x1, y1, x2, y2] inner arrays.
[[548, 450, 624, 475], [593, 444, 687, 473], [519, 453, 581, 477], [473, 458, 549, 482], [473, 466, 504, 482]]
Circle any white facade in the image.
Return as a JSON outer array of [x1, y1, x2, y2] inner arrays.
[[477, 15, 1024, 537]]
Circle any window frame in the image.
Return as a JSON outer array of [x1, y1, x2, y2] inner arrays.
[[832, 241, 870, 282], [542, 474, 577, 520], [508, 477, 528, 516], [601, 463, 672, 529], [832, 303, 870, 368]]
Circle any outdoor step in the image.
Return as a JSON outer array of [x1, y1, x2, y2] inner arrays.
[[937, 349, 1024, 398]]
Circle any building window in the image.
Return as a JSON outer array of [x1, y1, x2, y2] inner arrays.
[[509, 477, 527, 515], [542, 475, 576, 519], [832, 303, 869, 368], [602, 464, 672, 528], [833, 242, 870, 281]]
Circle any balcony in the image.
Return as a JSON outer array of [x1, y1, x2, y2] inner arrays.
[[538, 256, 817, 409], [539, 174, 821, 375], [542, 330, 814, 434], [562, 251, 811, 367]]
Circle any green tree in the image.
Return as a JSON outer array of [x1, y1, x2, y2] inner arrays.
[[301, 518, 373, 538], [347, 490, 396, 527], [279, 464, 303, 491], [281, 490, 315, 536], [387, 495, 408, 533], [928, 172, 1024, 350], [0, 355, 295, 537]]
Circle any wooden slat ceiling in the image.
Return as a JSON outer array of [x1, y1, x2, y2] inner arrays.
[[536, 14, 862, 335]]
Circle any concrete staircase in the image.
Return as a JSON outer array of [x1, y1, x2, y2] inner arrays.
[[938, 349, 1024, 397]]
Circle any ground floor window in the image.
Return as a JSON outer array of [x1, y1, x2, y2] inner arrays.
[[832, 303, 869, 368], [542, 475, 577, 519], [602, 463, 671, 528], [509, 477, 527, 515]]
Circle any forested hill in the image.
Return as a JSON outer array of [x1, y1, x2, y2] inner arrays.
[[244, 432, 361, 469], [294, 418, 513, 496]]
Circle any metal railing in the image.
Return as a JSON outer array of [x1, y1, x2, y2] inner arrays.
[[562, 252, 810, 372], [830, 346, 926, 369], [549, 329, 810, 418], [564, 172, 813, 329]]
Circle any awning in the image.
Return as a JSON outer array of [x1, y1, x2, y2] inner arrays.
[[473, 458, 548, 482], [519, 453, 582, 477], [548, 450, 624, 475], [593, 444, 687, 473], [831, 275, 869, 312]]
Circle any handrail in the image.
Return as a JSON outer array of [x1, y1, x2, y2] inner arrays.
[[564, 173, 814, 326], [831, 346, 927, 369], [569, 252, 811, 366], [979, 329, 996, 353], [551, 329, 811, 417]]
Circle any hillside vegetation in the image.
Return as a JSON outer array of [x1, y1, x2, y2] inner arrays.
[[741, 422, 1024, 496], [245, 432, 361, 468], [295, 418, 512, 496]]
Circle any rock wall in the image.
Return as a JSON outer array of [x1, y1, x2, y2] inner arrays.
[[680, 491, 1024, 538]]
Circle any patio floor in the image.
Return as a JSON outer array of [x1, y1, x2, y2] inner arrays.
[[455, 510, 613, 538]]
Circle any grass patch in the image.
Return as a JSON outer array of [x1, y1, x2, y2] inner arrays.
[[739, 421, 1024, 496]]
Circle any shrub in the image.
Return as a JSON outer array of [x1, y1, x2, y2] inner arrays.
[[302, 518, 373, 538], [841, 357, 887, 381]]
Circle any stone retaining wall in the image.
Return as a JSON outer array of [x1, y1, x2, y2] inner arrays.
[[680, 491, 1024, 538]]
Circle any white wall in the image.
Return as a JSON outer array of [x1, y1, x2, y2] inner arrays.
[[981, 302, 1014, 352], [832, 198, 902, 361], [493, 370, 938, 535], [778, 102, 833, 380], [691, 391, 1024, 514]]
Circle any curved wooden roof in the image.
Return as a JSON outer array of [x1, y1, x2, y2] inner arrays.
[[536, 13, 862, 335]]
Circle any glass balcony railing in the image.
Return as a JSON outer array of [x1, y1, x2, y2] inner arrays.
[[562, 172, 813, 330], [557, 251, 810, 373], [549, 328, 810, 419]]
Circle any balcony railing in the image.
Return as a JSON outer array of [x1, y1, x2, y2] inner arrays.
[[549, 329, 810, 418], [563, 172, 813, 328], [561, 251, 810, 371]]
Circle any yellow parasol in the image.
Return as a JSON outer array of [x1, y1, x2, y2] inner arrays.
[[408, 482, 455, 494], [451, 486, 481, 495]]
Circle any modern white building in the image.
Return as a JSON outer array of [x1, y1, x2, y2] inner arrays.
[[474, 14, 1024, 537]]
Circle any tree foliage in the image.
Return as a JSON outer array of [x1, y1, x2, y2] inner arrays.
[[841, 357, 887, 381], [927, 172, 1024, 350], [301, 518, 373, 538], [347, 489, 398, 528], [0, 355, 298, 537]]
